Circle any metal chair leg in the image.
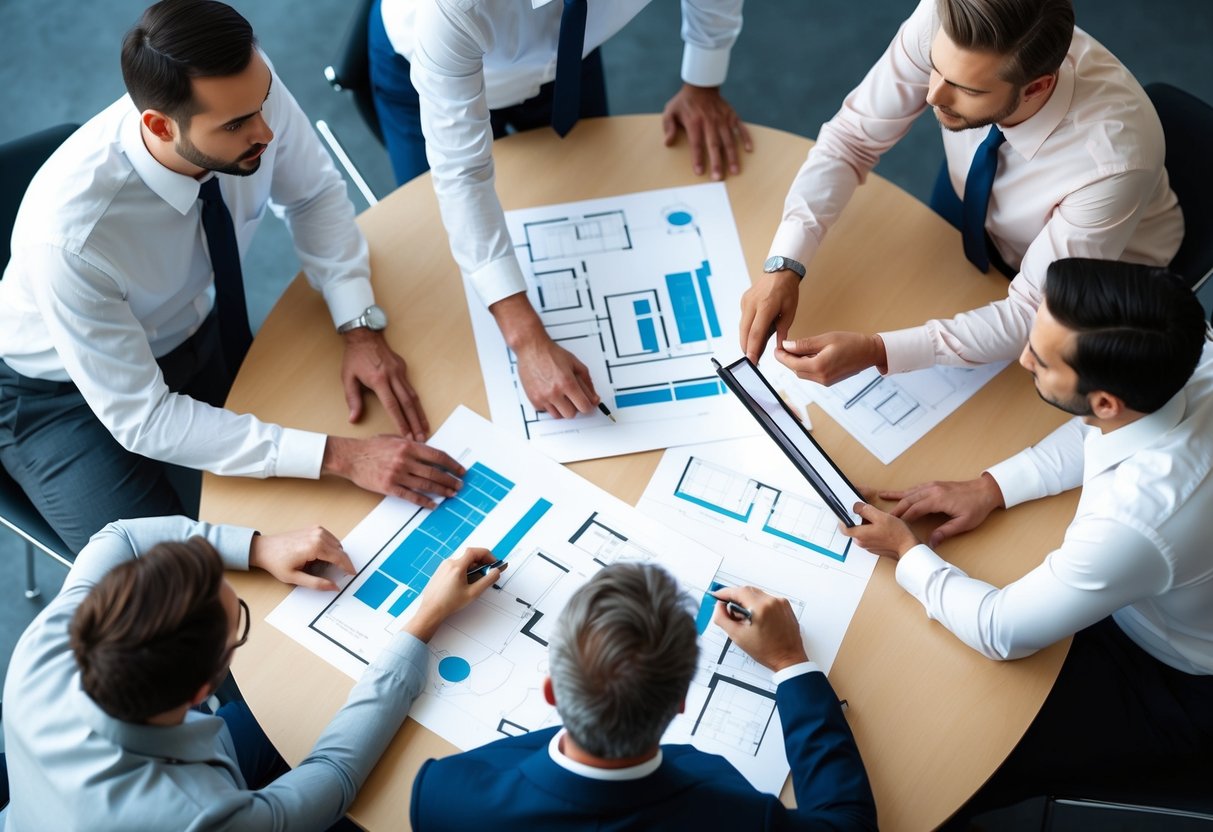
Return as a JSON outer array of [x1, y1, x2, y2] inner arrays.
[[24, 540, 41, 600]]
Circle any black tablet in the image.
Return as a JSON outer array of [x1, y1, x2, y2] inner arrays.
[[714, 357, 863, 527]]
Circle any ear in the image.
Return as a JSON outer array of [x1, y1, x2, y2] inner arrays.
[[678, 698, 686, 715], [1021, 73, 1056, 103], [142, 109, 177, 143], [188, 680, 213, 709], [542, 676, 556, 706], [1088, 390, 1127, 420]]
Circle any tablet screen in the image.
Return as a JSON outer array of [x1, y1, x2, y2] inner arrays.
[[718, 358, 863, 526]]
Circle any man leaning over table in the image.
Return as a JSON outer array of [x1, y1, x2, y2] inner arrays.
[[370, 0, 750, 422], [0, 0, 464, 555], [843, 258, 1213, 819], [1, 515, 505, 831], [739, 0, 1182, 387], [411, 563, 877, 831]]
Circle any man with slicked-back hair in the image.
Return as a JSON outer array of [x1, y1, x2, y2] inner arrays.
[[411, 563, 878, 831]]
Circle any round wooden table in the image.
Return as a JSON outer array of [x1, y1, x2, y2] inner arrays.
[[201, 115, 1076, 831]]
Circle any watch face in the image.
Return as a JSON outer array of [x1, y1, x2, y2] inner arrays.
[[365, 305, 387, 330], [763, 256, 784, 273]]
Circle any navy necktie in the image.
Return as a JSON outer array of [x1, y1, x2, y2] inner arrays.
[[198, 177, 253, 372], [961, 124, 1007, 273], [551, 0, 588, 137]]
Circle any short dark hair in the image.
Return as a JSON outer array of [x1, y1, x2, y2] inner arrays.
[[548, 564, 699, 759], [1044, 258, 1208, 414], [120, 0, 256, 123], [70, 536, 229, 723], [936, 0, 1075, 86]]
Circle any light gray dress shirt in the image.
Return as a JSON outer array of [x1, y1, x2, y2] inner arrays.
[[1, 516, 429, 832], [0, 62, 372, 480], [381, 0, 744, 307], [896, 341, 1213, 672]]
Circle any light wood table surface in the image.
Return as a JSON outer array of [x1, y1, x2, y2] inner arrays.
[[201, 115, 1077, 831]]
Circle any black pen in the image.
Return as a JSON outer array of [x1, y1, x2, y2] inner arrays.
[[466, 559, 506, 584], [597, 402, 616, 422], [708, 592, 753, 621]]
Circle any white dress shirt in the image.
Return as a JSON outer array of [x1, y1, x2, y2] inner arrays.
[[895, 342, 1213, 674], [0, 66, 373, 480], [769, 0, 1183, 374], [381, 0, 743, 306]]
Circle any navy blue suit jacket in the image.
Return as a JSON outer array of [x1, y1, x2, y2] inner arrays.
[[411, 671, 876, 831]]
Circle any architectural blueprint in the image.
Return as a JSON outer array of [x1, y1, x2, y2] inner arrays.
[[465, 183, 757, 462], [275, 409, 858, 786], [762, 359, 1010, 464], [638, 437, 879, 793]]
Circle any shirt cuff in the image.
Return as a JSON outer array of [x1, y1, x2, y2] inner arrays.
[[468, 255, 528, 309], [984, 454, 1047, 509], [681, 43, 731, 88], [767, 221, 821, 267], [373, 630, 430, 679], [322, 276, 376, 330], [213, 524, 258, 572], [273, 428, 329, 480], [877, 326, 936, 374], [895, 544, 958, 600], [772, 660, 821, 686]]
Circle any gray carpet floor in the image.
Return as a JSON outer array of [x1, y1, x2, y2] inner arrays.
[[2, 2, 1212, 821]]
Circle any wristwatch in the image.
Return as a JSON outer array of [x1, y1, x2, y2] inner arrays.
[[763, 255, 806, 281], [337, 304, 388, 334]]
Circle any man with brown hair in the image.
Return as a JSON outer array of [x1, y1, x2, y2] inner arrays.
[[739, 0, 1182, 386], [1, 517, 504, 831]]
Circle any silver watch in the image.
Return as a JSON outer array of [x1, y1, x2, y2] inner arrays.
[[337, 304, 388, 334], [763, 255, 806, 280]]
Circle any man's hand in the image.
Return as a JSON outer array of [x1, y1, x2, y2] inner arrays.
[[404, 547, 507, 642], [739, 271, 800, 364], [322, 435, 465, 509], [249, 526, 355, 591], [340, 328, 429, 441], [880, 472, 1005, 547], [490, 293, 599, 418], [841, 502, 920, 560], [711, 585, 808, 672], [662, 83, 753, 180], [775, 332, 888, 386]]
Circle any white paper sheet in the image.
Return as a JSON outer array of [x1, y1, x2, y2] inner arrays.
[[268, 407, 735, 768], [763, 360, 1010, 464], [464, 183, 758, 462], [638, 437, 880, 794]]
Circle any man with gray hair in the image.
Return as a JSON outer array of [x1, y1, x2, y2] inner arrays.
[[410, 563, 877, 830]]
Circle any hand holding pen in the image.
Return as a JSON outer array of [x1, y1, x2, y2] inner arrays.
[[710, 585, 809, 673]]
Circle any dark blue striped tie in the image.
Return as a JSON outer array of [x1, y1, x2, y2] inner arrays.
[[551, 0, 588, 137], [961, 124, 1007, 273], [198, 177, 253, 372]]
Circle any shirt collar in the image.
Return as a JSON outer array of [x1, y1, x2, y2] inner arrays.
[[1000, 57, 1075, 163], [547, 729, 663, 781], [118, 103, 206, 216], [531, 0, 557, 8], [1083, 388, 1187, 482]]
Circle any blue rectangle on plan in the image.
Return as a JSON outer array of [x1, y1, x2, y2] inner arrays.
[[637, 317, 659, 352], [632, 299, 651, 314], [695, 261, 722, 338], [665, 272, 707, 343], [494, 498, 553, 558], [354, 571, 397, 610], [616, 388, 674, 408], [674, 380, 724, 401]]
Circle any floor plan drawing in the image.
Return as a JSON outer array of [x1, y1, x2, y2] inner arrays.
[[466, 184, 757, 462], [267, 407, 721, 753], [763, 359, 1009, 464]]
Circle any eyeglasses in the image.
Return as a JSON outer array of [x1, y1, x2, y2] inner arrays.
[[232, 597, 251, 651]]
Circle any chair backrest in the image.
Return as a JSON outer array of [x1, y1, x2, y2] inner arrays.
[[324, 0, 383, 145], [1, 123, 79, 271], [1146, 83, 1213, 290]]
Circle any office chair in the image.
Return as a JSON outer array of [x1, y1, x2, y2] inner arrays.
[[1146, 83, 1213, 292], [316, 0, 383, 206], [0, 123, 80, 597]]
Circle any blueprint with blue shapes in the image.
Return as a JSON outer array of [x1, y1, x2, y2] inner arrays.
[[464, 183, 757, 462]]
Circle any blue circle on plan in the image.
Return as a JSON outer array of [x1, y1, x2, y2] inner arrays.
[[667, 210, 693, 226], [438, 656, 472, 683]]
